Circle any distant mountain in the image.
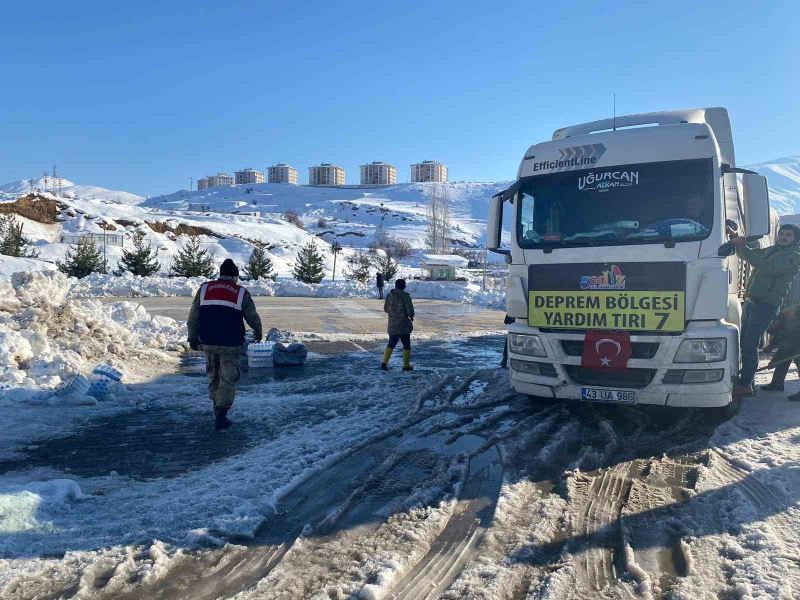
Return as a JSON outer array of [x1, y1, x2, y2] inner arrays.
[[745, 155, 800, 215], [0, 177, 144, 205]]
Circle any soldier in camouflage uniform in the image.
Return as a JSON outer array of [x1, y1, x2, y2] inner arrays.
[[381, 278, 414, 371], [188, 259, 263, 430]]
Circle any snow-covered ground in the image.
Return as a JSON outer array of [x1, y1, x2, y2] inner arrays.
[[2, 272, 800, 599]]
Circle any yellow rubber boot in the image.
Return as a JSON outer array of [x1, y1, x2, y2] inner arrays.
[[381, 347, 393, 370], [402, 350, 413, 371]]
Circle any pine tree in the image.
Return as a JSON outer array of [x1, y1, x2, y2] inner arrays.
[[373, 250, 399, 281], [243, 242, 276, 281], [57, 238, 106, 278], [345, 250, 372, 283], [116, 230, 160, 276], [0, 215, 39, 258], [170, 236, 216, 278], [292, 239, 325, 284]]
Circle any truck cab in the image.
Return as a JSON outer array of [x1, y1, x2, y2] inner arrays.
[[487, 108, 772, 408]]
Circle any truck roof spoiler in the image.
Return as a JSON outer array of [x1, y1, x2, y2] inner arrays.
[[551, 107, 735, 167]]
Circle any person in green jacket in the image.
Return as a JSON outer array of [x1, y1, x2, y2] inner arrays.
[[731, 223, 800, 396], [381, 279, 414, 371]]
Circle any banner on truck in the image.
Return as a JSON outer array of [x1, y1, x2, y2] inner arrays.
[[528, 262, 686, 332]]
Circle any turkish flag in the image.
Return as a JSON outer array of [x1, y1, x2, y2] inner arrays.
[[581, 330, 633, 371]]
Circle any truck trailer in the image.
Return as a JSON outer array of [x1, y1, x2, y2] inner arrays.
[[487, 108, 772, 408]]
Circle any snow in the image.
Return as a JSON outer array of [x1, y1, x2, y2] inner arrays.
[[0, 480, 85, 534], [144, 181, 509, 250], [0, 177, 144, 205], [746, 155, 800, 215], [0, 271, 185, 453]]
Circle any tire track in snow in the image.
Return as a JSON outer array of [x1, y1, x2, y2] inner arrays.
[[386, 445, 503, 600], [89, 380, 516, 600]]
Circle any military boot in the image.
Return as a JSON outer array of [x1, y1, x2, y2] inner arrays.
[[214, 407, 233, 431]]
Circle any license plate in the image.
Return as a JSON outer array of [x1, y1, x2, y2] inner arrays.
[[581, 387, 635, 403]]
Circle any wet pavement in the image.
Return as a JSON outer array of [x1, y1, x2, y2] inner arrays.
[[100, 296, 505, 335]]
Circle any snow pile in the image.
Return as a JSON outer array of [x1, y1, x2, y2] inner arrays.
[[0, 271, 185, 404], [66, 273, 506, 308], [0, 480, 85, 535]]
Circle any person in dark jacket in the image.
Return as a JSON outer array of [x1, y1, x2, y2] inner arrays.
[[731, 224, 800, 396], [376, 272, 385, 299], [759, 304, 800, 400], [381, 278, 414, 371], [187, 259, 263, 430]]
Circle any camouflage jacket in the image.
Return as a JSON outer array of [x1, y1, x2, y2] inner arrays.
[[384, 288, 414, 335]]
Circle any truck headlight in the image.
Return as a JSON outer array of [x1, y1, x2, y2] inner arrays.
[[674, 338, 726, 363], [509, 333, 546, 357]]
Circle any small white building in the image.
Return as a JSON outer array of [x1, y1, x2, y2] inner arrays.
[[419, 254, 468, 280]]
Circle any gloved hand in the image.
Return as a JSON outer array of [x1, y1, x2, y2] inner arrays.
[[189, 338, 200, 351]]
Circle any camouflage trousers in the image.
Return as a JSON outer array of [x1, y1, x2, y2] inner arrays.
[[203, 345, 242, 410]]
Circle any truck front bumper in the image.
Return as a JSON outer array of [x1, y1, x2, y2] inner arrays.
[[507, 321, 737, 408]]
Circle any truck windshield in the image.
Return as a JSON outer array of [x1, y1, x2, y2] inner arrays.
[[517, 158, 714, 249]]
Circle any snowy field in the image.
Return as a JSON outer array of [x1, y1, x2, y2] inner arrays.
[[2, 273, 800, 599]]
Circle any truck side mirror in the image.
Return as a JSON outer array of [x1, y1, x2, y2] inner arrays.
[[742, 173, 770, 238], [487, 194, 507, 254]]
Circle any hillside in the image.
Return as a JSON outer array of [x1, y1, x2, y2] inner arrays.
[[746, 155, 800, 215], [0, 191, 342, 278], [144, 181, 509, 249], [0, 176, 144, 205]]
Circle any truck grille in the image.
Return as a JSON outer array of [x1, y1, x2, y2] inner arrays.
[[564, 366, 656, 389], [560, 340, 659, 359]]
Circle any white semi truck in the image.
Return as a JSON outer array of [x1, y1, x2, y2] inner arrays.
[[487, 108, 772, 408]]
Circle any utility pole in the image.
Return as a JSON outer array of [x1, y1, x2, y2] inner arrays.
[[482, 244, 488, 291], [52, 165, 59, 196], [190, 177, 193, 191], [331, 240, 342, 281], [43, 171, 49, 194]]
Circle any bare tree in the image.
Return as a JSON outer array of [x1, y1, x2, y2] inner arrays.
[[425, 184, 451, 254]]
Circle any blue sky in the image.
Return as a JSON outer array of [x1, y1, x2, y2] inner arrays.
[[1, 0, 798, 197]]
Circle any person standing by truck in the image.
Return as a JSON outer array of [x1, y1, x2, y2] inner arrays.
[[761, 304, 800, 393], [188, 259, 263, 430], [381, 278, 414, 371], [730, 224, 800, 397]]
